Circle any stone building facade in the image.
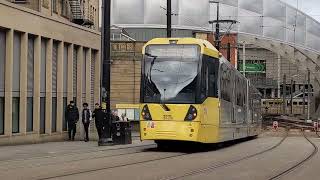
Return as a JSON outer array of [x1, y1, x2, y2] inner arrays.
[[0, 0, 100, 145]]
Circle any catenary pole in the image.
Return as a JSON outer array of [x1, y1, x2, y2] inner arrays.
[[100, 0, 111, 146], [167, 0, 172, 37]]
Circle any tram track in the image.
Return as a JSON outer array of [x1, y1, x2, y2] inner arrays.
[[0, 134, 288, 180], [37, 152, 190, 180], [161, 132, 288, 180], [267, 130, 318, 180]]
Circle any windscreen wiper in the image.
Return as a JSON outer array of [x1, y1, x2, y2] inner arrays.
[[145, 53, 158, 80]]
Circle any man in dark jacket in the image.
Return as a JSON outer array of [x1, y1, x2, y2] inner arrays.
[[92, 103, 105, 139], [65, 101, 79, 141], [82, 103, 92, 142]]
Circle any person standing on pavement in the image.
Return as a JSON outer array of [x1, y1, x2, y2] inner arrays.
[[65, 101, 79, 141], [82, 103, 92, 142], [92, 103, 105, 140]]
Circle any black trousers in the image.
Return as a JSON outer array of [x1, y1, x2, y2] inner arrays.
[[96, 123, 103, 139], [83, 122, 90, 140], [68, 122, 77, 140]]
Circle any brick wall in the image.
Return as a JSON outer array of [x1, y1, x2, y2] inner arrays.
[[110, 42, 145, 108]]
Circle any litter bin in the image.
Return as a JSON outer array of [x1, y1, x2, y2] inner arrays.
[[111, 121, 132, 145]]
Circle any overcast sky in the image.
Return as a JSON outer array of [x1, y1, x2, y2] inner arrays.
[[99, 0, 320, 24], [282, 0, 320, 21]]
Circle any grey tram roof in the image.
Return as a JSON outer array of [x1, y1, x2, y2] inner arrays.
[[111, 0, 320, 89]]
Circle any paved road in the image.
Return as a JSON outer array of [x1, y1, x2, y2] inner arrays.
[[0, 133, 318, 180]]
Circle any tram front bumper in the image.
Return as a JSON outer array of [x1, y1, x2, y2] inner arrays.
[[140, 120, 200, 142]]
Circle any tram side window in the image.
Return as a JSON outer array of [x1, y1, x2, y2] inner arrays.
[[235, 75, 246, 107], [200, 60, 208, 101], [220, 64, 231, 102], [208, 58, 219, 98], [235, 76, 241, 106], [242, 78, 247, 106]]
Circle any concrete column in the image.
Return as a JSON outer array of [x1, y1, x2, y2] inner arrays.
[[94, 50, 101, 105], [67, 44, 74, 103], [56, 41, 64, 133], [4, 29, 13, 136], [45, 39, 53, 135], [20, 32, 28, 134], [86, 49, 92, 108], [77, 46, 83, 138], [33, 35, 41, 133]]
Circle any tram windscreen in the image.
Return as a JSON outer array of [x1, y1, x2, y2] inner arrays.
[[142, 44, 200, 104]]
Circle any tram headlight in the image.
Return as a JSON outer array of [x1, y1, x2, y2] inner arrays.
[[141, 105, 152, 120], [184, 105, 197, 121]]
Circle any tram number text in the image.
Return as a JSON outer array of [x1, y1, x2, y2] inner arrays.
[[163, 115, 173, 120]]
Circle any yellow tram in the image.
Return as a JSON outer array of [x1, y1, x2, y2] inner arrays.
[[139, 38, 262, 146]]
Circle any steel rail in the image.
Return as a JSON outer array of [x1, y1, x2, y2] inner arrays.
[[162, 132, 288, 180], [267, 131, 318, 180], [37, 152, 189, 180]]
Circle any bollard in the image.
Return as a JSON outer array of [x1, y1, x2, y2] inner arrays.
[[313, 122, 318, 132], [273, 121, 279, 131]]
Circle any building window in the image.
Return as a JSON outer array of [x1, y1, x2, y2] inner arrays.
[[12, 97, 20, 133], [0, 97, 4, 135], [90, 50, 96, 108], [82, 49, 87, 99], [40, 97, 45, 134], [52, 97, 57, 133], [73, 46, 78, 99], [41, 39, 46, 98], [13, 32, 21, 97], [63, 45, 68, 131], [63, 44, 68, 97], [52, 42, 58, 97], [52, 0, 57, 13], [42, 0, 49, 9], [63, 97, 67, 131], [0, 30, 4, 135], [61, 0, 64, 15], [0, 30, 5, 98], [27, 36, 34, 97], [27, 97, 33, 132]]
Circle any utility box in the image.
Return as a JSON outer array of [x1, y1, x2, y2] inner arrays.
[[111, 121, 132, 145]]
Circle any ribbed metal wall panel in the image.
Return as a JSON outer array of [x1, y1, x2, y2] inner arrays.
[[40, 40, 46, 97], [90, 51, 95, 108], [13, 32, 21, 97], [0, 31, 5, 97], [63, 45, 68, 97], [82, 49, 86, 101], [52, 42, 58, 97], [73, 47, 77, 98], [27, 36, 34, 97], [0, 97, 4, 135]]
